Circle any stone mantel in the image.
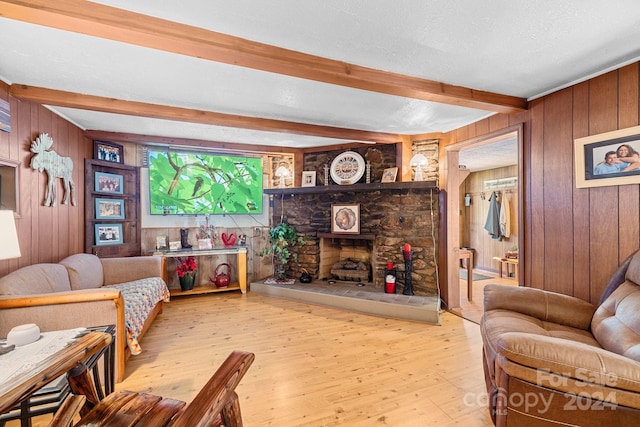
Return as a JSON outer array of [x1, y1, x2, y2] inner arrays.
[[264, 180, 438, 195]]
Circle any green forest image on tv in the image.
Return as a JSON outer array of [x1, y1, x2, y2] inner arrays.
[[149, 150, 263, 215]]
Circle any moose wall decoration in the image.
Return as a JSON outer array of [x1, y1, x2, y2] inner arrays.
[[30, 133, 76, 207]]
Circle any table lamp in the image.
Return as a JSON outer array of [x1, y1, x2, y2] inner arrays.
[[410, 153, 428, 181], [0, 210, 21, 260]]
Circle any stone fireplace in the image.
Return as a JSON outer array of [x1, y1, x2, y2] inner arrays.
[[267, 183, 440, 296]]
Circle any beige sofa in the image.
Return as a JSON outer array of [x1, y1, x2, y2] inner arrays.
[[481, 250, 640, 426], [0, 253, 168, 382]]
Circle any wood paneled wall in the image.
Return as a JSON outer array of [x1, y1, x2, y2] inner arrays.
[[444, 63, 640, 305], [0, 81, 92, 277]]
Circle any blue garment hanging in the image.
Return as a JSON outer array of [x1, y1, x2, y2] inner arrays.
[[484, 191, 502, 240]]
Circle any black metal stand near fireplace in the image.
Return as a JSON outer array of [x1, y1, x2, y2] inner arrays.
[[402, 249, 414, 296]]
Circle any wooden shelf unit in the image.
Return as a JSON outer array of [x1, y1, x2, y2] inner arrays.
[[85, 159, 141, 257], [168, 283, 242, 297], [152, 247, 248, 296]]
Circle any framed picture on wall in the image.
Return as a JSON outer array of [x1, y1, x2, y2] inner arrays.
[[94, 141, 124, 164], [95, 198, 125, 219], [575, 125, 640, 188], [331, 203, 360, 234], [95, 223, 123, 245], [95, 172, 124, 194]]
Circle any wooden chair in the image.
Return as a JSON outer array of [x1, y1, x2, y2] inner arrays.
[[53, 350, 255, 427]]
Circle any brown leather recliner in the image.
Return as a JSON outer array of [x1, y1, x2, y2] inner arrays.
[[481, 250, 640, 426]]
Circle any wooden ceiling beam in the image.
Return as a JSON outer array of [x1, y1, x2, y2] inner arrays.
[[84, 130, 305, 155], [0, 0, 527, 114], [11, 85, 402, 144]]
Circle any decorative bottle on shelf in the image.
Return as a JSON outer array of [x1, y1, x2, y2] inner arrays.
[[366, 161, 371, 183], [324, 164, 329, 186]]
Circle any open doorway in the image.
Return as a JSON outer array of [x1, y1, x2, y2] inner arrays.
[[443, 125, 523, 322]]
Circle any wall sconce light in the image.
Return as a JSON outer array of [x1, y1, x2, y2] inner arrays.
[[274, 165, 291, 188], [464, 193, 472, 206], [410, 153, 428, 181], [0, 210, 21, 261]]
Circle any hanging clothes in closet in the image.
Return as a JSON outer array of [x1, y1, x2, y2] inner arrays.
[[484, 191, 502, 240], [500, 191, 511, 239]]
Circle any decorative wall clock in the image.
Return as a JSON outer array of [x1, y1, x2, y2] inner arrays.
[[330, 151, 365, 185]]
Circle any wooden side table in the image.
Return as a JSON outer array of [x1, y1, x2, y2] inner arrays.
[[459, 249, 474, 301], [0, 326, 115, 427], [492, 256, 519, 281], [153, 247, 248, 296]]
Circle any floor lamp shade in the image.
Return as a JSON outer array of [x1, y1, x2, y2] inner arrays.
[[0, 210, 21, 260]]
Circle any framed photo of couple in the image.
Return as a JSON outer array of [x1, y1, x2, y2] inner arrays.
[[575, 125, 640, 188]]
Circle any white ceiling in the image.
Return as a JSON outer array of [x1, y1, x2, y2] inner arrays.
[[2, 1, 640, 170], [458, 136, 518, 172]]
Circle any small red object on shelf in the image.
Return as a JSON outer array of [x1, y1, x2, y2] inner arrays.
[[403, 243, 411, 252]]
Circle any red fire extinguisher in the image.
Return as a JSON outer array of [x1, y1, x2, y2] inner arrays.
[[385, 262, 396, 294]]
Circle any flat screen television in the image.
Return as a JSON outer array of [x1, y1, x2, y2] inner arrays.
[[148, 149, 263, 215]]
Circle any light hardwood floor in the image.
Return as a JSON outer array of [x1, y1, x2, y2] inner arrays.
[[454, 270, 517, 324], [11, 293, 495, 426]]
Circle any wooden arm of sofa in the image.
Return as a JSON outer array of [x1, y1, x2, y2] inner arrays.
[[483, 284, 596, 330], [0, 289, 127, 384], [495, 332, 640, 409], [171, 351, 255, 427], [0, 288, 122, 309]]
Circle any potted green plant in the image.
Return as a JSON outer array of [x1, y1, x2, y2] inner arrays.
[[260, 222, 305, 280]]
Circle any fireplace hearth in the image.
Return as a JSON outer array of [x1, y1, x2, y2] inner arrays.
[[250, 278, 441, 324]]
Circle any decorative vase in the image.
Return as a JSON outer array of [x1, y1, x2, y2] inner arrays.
[[179, 272, 197, 291]]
